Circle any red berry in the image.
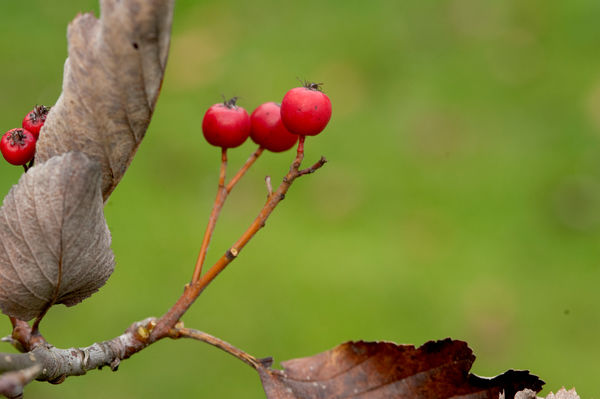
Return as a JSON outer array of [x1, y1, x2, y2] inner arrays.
[[202, 97, 251, 149], [250, 102, 298, 152], [280, 82, 332, 136], [1, 128, 36, 166], [22, 105, 50, 139]]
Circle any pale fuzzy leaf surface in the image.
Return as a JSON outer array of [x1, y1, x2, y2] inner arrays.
[[258, 339, 544, 399], [35, 0, 175, 201], [0, 153, 115, 321]]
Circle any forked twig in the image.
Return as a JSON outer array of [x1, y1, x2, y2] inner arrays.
[[191, 148, 228, 282], [151, 136, 326, 339], [191, 146, 265, 282], [3, 138, 325, 394], [226, 146, 264, 193]]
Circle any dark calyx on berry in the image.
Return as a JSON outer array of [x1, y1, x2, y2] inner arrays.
[[300, 80, 324, 92], [29, 105, 50, 123], [223, 96, 239, 109], [7, 129, 29, 146]]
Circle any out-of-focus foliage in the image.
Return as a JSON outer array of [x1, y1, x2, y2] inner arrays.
[[1, 1, 599, 398]]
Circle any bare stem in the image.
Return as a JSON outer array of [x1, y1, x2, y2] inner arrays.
[[226, 146, 264, 193], [0, 364, 42, 399], [151, 140, 326, 340], [191, 146, 265, 282], [191, 149, 228, 282], [2, 318, 158, 392], [2, 140, 326, 393], [169, 327, 271, 370]]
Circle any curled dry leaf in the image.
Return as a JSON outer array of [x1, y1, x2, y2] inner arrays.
[[258, 339, 544, 399], [0, 152, 115, 321], [35, 0, 175, 201]]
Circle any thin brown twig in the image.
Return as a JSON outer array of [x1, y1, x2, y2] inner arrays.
[[191, 148, 228, 282], [3, 139, 325, 392], [191, 146, 265, 282], [150, 137, 326, 340], [169, 327, 271, 370], [226, 146, 264, 193], [299, 157, 328, 176]]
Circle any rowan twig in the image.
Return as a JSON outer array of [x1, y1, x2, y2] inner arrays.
[[169, 326, 272, 370], [191, 146, 265, 282], [0, 140, 324, 396], [0, 364, 42, 399], [0, 317, 158, 396], [191, 149, 228, 282], [299, 157, 328, 176], [150, 137, 325, 340], [226, 146, 264, 193]]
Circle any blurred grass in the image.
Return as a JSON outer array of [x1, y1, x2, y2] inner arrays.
[[1, 0, 600, 397]]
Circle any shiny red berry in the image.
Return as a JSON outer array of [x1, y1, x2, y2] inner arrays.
[[202, 97, 251, 149], [22, 105, 50, 139], [280, 82, 332, 136], [1, 128, 36, 166], [250, 102, 298, 152]]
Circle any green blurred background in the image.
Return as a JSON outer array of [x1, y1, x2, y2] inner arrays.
[[2, 0, 600, 397]]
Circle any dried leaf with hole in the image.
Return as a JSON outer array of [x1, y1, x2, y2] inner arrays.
[[0, 152, 115, 321], [35, 0, 175, 201], [257, 339, 544, 399]]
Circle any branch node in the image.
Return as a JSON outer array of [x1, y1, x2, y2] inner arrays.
[[298, 156, 327, 176], [136, 326, 150, 340], [226, 248, 239, 260], [49, 374, 66, 385], [76, 348, 91, 369], [110, 358, 120, 372], [147, 319, 157, 333], [265, 176, 273, 198], [258, 357, 274, 368]]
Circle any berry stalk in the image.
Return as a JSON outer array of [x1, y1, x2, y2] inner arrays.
[[191, 146, 265, 282], [191, 148, 228, 282], [151, 142, 326, 340]]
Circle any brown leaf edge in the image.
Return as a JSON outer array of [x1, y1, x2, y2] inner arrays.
[[257, 339, 544, 399]]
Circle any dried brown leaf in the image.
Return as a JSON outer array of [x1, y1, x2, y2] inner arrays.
[[258, 339, 544, 399], [0, 153, 115, 321], [35, 0, 175, 201]]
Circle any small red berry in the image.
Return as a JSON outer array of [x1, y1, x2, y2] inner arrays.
[[1, 128, 36, 166], [250, 102, 298, 152], [202, 97, 251, 149], [22, 105, 50, 139], [280, 82, 332, 136]]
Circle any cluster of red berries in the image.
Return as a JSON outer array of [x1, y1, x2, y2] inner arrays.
[[1, 105, 50, 167], [202, 82, 332, 152]]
